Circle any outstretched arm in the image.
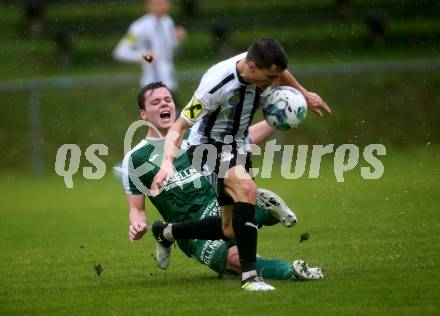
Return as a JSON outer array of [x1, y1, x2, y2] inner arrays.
[[248, 120, 276, 145], [113, 24, 151, 64], [150, 118, 191, 194], [280, 70, 332, 117], [127, 194, 147, 241], [113, 32, 147, 63]]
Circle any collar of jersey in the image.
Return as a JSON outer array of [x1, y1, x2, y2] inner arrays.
[[145, 136, 165, 142], [235, 61, 250, 86]]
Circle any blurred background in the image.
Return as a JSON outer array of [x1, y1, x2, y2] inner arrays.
[[0, 0, 439, 174]]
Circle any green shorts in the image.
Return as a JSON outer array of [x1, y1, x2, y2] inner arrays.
[[177, 238, 236, 274], [174, 197, 236, 274]]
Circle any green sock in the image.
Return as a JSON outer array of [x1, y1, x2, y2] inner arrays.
[[255, 205, 279, 227], [256, 257, 293, 280]]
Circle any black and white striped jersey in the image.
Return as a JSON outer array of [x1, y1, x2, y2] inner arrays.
[[180, 52, 270, 148]]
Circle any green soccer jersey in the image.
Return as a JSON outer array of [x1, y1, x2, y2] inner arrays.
[[121, 133, 219, 223]]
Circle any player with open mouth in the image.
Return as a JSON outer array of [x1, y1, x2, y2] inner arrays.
[[120, 81, 324, 288]]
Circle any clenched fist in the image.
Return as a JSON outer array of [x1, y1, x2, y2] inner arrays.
[[129, 222, 148, 241]]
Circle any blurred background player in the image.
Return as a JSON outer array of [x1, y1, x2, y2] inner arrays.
[[121, 82, 324, 285], [113, 0, 187, 102]]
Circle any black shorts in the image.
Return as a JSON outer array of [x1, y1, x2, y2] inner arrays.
[[187, 142, 253, 206]]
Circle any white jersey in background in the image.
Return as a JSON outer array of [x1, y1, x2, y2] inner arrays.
[[180, 53, 271, 148], [113, 13, 179, 90]]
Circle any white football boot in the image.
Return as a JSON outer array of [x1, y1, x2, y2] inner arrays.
[[151, 220, 173, 270], [256, 188, 297, 227], [241, 276, 276, 291], [292, 260, 324, 280], [155, 242, 171, 270]]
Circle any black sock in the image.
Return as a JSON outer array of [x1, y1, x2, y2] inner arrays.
[[232, 202, 257, 273], [171, 216, 226, 240]]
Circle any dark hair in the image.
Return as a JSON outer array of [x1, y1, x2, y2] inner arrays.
[[137, 81, 170, 109], [246, 37, 288, 71]]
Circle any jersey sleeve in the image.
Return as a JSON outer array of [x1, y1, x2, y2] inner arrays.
[[180, 71, 220, 125], [113, 19, 150, 62], [121, 153, 143, 195]]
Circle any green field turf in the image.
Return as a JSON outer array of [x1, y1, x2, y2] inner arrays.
[[0, 146, 439, 315]]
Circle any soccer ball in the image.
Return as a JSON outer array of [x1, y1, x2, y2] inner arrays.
[[262, 86, 307, 130]]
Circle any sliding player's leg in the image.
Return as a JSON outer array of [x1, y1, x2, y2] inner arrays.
[[151, 214, 227, 270], [152, 213, 323, 280], [227, 246, 324, 280], [225, 246, 292, 279], [174, 238, 289, 280], [151, 187, 296, 271], [199, 243, 324, 281]]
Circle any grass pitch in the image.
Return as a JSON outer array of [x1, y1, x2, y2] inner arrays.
[[0, 147, 439, 315]]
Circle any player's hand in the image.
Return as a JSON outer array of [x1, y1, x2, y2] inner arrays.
[[141, 51, 156, 63], [150, 160, 174, 196], [129, 222, 148, 241], [304, 91, 331, 117], [175, 26, 187, 41]]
